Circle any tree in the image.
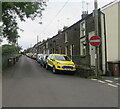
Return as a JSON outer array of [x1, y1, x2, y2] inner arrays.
[[2, 1, 47, 44]]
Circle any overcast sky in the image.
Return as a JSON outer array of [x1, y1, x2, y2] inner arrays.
[[2, 0, 115, 50]]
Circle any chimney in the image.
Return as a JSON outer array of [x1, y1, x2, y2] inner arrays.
[[58, 29, 62, 34], [63, 26, 68, 30], [81, 11, 88, 19], [81, 1, 89, 19]]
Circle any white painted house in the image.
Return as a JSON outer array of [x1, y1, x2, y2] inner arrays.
[[101, 0, 120, 75]]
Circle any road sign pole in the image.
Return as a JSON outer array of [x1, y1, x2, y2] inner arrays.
[[89, 36, 100, 77], [95, 46, 98, 77], [94, 0, 99, 77]]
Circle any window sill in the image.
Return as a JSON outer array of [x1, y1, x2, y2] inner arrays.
[[80, 55, 86, 58], [64, 41, 68, 43]]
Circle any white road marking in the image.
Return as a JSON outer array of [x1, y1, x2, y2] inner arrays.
[[91, 78, 119, 88], [105, 80, 113, 83], [116, 83, 120, 86], [114, 78, 119, 80], [108, 83, 118, 88], [91, 79, 97, 81], [98, 80, 106, 84]]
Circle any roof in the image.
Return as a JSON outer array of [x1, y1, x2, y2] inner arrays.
[[101, 0, 120, 11], [33, 13, 93, 49]]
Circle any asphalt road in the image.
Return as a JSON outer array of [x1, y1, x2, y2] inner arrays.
[[2, 55, 118, 107]]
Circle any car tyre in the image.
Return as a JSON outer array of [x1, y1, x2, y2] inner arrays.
[[52, 66, 57, 74], [43, 64, 46, 68], [70, 71, 75, 75], [46, 64, 49, 70]]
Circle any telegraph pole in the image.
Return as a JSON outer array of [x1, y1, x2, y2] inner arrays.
[[67, 18, 69, 26], [57, 20, 60, 31], [0, 1, 2, 44], [37, 35, 39, 43], [94, 0, 99, 77]]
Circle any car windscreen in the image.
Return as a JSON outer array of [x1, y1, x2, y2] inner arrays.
[[55, 55, 71, 61], [43, 55, 48, 60], [38, 54, 41, 57]]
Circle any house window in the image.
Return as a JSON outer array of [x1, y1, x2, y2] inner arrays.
[[65, 32, 68, 43], [80, 21, 86, 38], [65, 46, 68, 55], [59, 46, 62, 54], [46, 42, 48, 49], [46, 49, 49, 54], [53, 48, 55, 53], [80, 38, 86, 56], [70, 44, 74, 58]]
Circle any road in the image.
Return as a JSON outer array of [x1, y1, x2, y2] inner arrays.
[[2, 55, 118, 107]]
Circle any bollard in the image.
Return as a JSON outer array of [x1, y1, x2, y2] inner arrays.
[[8, 58, 13, 67], [13, 57, 16, 64]]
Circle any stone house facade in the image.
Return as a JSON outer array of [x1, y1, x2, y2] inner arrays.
[[33, 13, 101, 69]]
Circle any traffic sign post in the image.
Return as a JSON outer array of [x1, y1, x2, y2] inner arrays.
[[89, 36, 101, 77]]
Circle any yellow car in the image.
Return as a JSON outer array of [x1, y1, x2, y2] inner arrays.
[[46, 54, 76, 74]]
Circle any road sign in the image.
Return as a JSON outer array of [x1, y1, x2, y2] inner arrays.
[[89, 36, 101, 46]]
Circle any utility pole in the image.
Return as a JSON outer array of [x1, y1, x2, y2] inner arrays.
[[0, 1, 2, 23], [0, 1, 2, 44], [94, 0, 99, 77], [37, 35, 39, 43], [57, 20, 60, 31], [67, 18, 69, 26]]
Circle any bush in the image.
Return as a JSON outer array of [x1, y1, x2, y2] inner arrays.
[[2, 44, 17, 56]]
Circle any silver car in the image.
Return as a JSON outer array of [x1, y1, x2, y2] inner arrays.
[[36, 54, 43, 63]]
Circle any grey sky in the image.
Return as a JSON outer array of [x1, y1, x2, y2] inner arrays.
[[2, 0, 115, 49]]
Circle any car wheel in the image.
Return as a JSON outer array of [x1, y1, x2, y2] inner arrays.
[[52, 66, 57, 74], [46, 64, 49, 70], [43, 64, 46, 68], [70, 71, 75, 75]]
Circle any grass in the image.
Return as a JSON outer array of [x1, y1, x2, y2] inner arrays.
[[88, 76, 105, 79]]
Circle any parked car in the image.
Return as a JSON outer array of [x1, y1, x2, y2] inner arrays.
[[36, 54, 43, 63], [40, 54, 49, 67], [46, 54, 76, 74], [32, 53, 37, 60], [26, 53, 33, 58]]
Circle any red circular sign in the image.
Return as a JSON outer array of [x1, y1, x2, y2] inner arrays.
[[89, 36, 101, 46]]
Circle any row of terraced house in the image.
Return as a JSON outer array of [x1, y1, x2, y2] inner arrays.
[[31, 1, 120, 76]]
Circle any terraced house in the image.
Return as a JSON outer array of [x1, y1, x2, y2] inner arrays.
[[32, 0, 120, 76]]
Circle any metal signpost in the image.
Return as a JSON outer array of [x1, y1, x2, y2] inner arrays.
[[89, 36, 101, 77]]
